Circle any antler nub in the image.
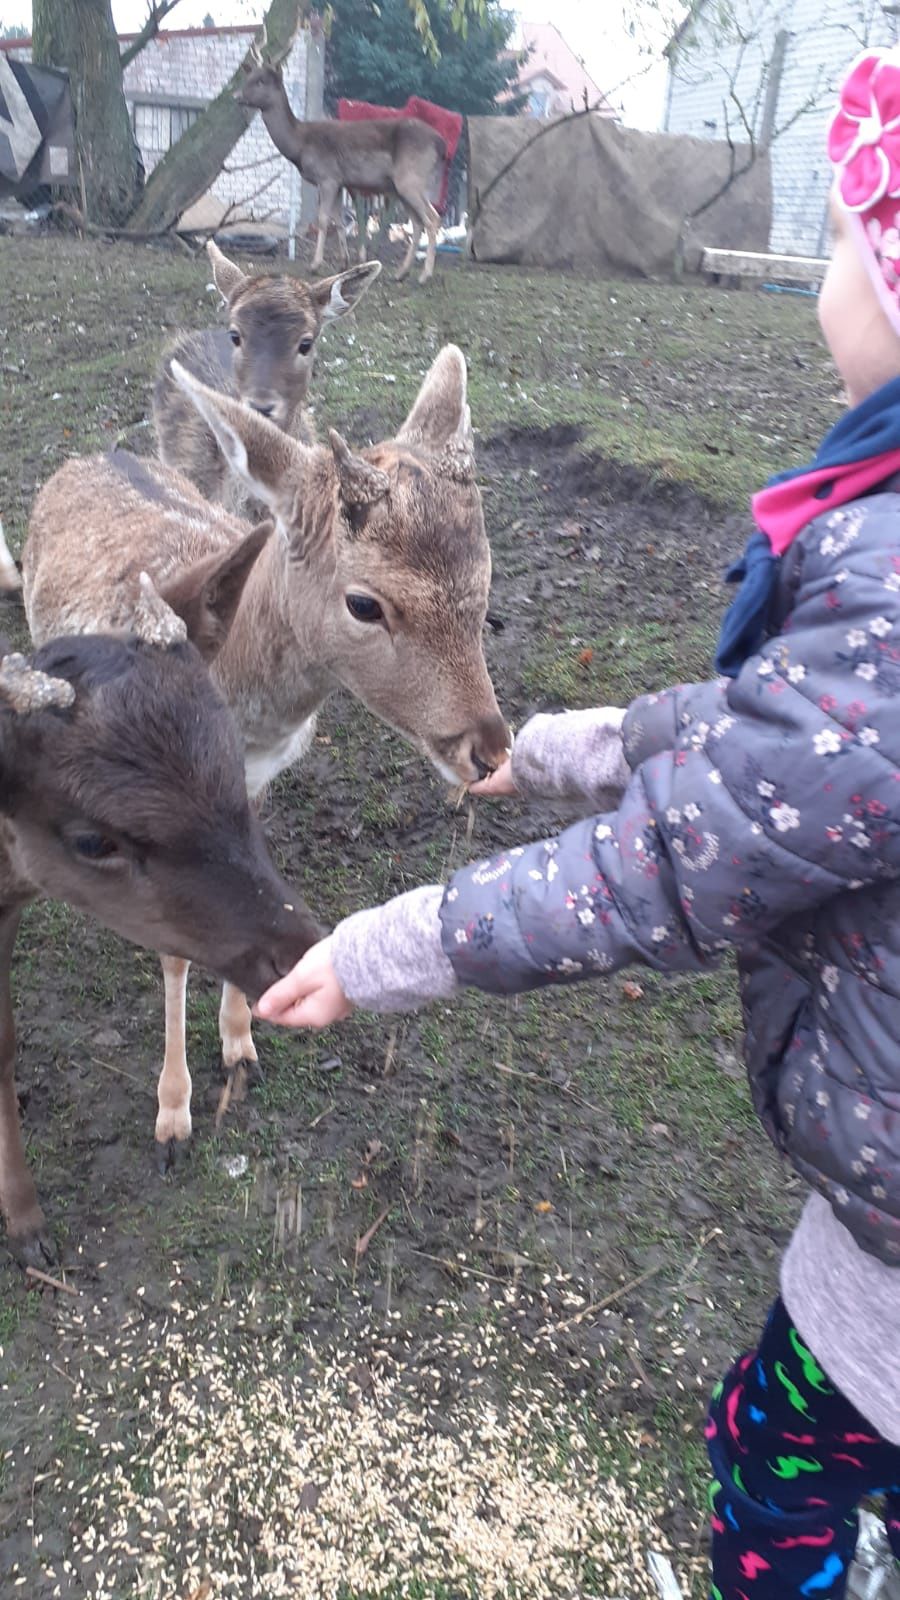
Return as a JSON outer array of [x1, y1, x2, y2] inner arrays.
[[329, 430, 391, 509], [437, 402, 476, 483], [132, 572, 188, 648], [0, 653, 75, 714]]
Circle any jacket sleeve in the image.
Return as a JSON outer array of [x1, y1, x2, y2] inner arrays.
[[441, 549, 900, 994], [510, 708, 631, 804]]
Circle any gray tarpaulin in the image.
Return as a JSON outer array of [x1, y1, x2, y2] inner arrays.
[[467, 114, 771, 275], [0, 53, 74, 201]]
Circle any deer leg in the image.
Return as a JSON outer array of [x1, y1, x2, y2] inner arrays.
[[218, 982, 258, 1106], [337, 189, 352, 267], [396, 212, 423, 283], [156, 955, 192, 1174], [355, 195, 368, 265], [0, 905, 53, 1268], [418, 200, 441, 286], [312, 181, 341, 272]]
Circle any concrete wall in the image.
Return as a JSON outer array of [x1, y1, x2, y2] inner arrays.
[[665, 0, 900, 256]]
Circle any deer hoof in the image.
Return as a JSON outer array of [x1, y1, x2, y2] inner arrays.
[[220, 1056, 263, 1106], [155, 1134, 191, 1177], [12, 1225, 58, 1273]]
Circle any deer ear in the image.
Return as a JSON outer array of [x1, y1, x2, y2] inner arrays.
[[310, 261, 382, 324], [207, 240, 248, 303], [158, 523, 272, 664], [170, 360, 308, 512], [329, 430, 390, 512], [397, 345, 473, 454]]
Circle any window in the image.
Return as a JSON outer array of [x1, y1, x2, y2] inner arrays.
[[132, 100, 201, 172]]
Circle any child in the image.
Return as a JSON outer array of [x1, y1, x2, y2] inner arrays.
[[257, 49, 900, 1599]]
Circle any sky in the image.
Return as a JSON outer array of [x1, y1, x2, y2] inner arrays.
[[1, 1, 676, 129]]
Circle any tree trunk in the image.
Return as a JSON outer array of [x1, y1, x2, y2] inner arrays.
[[32, 0, 141, 226], [128, 0, 309, 235]]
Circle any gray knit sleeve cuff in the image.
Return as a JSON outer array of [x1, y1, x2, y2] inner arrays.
[[330, 885, 458, 1014], [510, 708, 630, 803]]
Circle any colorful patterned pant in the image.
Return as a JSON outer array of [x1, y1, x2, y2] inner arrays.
[[707, 1298, 900, 1598]]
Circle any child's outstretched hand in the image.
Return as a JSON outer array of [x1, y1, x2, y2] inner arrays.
[[254, 936, 354, 1030], [469, 755, 517, 798]]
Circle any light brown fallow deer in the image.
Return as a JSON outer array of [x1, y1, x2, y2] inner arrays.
[[23, 345, 509, 1173], [0, 577, 321, 1266], [154, 240, 381, 513], [234, 49, 445, 284]]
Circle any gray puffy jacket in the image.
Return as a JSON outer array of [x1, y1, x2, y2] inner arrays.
[[440, 491, 900, 1264]]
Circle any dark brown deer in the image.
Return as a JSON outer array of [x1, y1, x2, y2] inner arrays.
[[0, 562, 322, 1267], [24, 345, 509, 1174], [154, 240, 381, 512], [234, 51, 445, 284]]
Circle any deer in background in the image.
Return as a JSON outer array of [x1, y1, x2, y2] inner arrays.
[[24, 345, 509, 1174], [0, 587, 321, 1267], [234, 51, 445, 285], [154, 240, 381, 513]]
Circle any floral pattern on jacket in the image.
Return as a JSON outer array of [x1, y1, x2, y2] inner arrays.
[[439, 490, 900, 1264]]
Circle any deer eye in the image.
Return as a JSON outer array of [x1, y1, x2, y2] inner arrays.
[[72, 832, 120, 862], [298, 337, 314, 356], [229, 329, 241, 347], [346, 594, 384, 624]]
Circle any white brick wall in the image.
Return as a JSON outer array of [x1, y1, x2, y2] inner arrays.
[[6, 25, 324, 226], [665, 0, 900, 255]]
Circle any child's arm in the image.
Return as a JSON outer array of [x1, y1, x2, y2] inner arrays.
[[260, 572, 900, 1025]]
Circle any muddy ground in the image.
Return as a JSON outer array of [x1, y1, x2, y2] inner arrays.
[[0, 234, 840, 1598]]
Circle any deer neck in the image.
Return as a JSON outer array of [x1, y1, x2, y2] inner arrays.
[[259, 88, 305, 167], [212, 528, 331, 774]]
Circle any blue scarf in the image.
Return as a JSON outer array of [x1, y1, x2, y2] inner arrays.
[[715, 376, 900, 677]]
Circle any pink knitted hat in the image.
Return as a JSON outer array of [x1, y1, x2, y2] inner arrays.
[[829, 48, 900, 336]]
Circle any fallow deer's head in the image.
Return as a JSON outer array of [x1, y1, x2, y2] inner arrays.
[[206, 241, 381, 430], [171, 348, 511, 786], [234, 57, 286, 113], [0, 553, 321, 999]]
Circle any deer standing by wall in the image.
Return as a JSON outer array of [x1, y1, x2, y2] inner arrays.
[[0, 588, 321, 1267], [234, 52, 446, 285], [24, 346, 509, 1172], [154, 240, 381, 513]]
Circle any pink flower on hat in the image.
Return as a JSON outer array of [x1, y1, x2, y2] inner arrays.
[[829, 50, 900, 212]]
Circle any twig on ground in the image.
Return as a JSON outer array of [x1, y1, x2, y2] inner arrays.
[[355, 1206, 390, 1264], [555, 1262, 666, 1332], [409, 1247, 508, 1285], [92, 1056, 152, 1092], [25, 1265, 79, 1297], [676, 1226, 723, 1291]]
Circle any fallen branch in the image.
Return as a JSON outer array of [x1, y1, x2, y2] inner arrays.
[[25, 1265, 79, 1297], [50, 201, 195, 251]]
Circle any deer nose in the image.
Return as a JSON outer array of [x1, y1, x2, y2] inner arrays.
[[469, 713, 511, 778], [251, 401, 276, 418]]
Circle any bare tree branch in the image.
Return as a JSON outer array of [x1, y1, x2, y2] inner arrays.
[[120, 1, 185, 71]]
